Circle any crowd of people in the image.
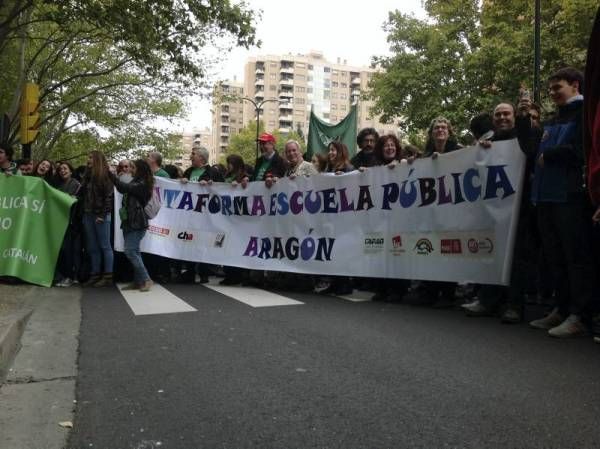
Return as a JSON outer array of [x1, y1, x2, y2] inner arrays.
[[1, 66, 598, 343]]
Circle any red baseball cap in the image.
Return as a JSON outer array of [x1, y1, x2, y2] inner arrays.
[[257, 132, 276, 143]]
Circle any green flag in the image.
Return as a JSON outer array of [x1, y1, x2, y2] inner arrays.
[[306, 104, 357, 160], [0, 175, 76, 286]]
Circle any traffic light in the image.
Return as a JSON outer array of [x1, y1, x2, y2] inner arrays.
[[20, 83, 40, 145]]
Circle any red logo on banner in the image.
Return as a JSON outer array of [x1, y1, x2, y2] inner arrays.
[[441, 239, 462, 254]]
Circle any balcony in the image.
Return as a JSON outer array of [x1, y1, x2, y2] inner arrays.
[[279, 114, 293, 122], [220, 129, 229, 136], [279, 102, 293, 110], [351, 88, 360, 96], [279, 90, 293, 99], [280, 66, 294, 75], [351, 77, 361, 85], [255, 66, 264, 74], [278, 127, 291, 133], [255, 78, 265, 86], [255, 91, 265, 100], [279, 78, 294, 87], [220, 110, 229, 117]]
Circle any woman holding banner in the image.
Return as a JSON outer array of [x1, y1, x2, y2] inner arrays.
[[109, 160, 154, 292]]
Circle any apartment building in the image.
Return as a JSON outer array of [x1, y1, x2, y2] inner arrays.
[[243, 51, 397, 141], [210, 51, 397, 159], [172, 127, 212, 169], [211, 80, 245, 162]]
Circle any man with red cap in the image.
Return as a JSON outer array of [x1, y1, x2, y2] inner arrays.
[[247, 132, 287, 184]]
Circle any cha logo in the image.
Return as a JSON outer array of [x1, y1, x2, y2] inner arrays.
[[414, 238, 434, 255], [177, 231, 194, 241]]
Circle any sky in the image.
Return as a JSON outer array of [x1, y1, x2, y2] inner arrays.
[[178, 0, 425, 132]]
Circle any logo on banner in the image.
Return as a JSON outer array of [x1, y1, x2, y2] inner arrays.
[[177, 231, 194, 241], [414, 238, 434, 255], [467, 238, 494, 254], [214, 233, 226, 248], [389, 234, 405, 255], [149, 225, 170, 237], [441, 239, 462, 254], [364, 234, 384, 254]]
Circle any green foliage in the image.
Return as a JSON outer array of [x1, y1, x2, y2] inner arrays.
[[368, 0, 597, 135], [223, 120, 306, 166], [0, 0, 258, 161]]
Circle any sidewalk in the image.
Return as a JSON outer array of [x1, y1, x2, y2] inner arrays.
[[0, 282, 81, 449]]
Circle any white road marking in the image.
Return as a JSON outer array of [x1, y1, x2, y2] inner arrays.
[[336, 290, 373, 302], [204, 279, 304, 307], [117, 283, 197, 316]]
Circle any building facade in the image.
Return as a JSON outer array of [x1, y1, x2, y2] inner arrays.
[[172, 127, 212, 169], [211, 80, 244, 162], [211, 51, 397, 158]]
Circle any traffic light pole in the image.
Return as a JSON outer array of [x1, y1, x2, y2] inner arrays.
[[22, 143, 31, 160]]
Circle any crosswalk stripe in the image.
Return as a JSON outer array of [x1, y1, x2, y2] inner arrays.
[[117, 283, 197, 316], [204, 278, 304, 308]]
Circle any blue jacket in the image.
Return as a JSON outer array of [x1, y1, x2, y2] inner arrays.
[[531, 99, 584, 203]]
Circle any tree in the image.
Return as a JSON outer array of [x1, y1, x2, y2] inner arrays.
[[368, 0, 597, 135], [223, 120, 306, 166], [0, 0, 259, 163]]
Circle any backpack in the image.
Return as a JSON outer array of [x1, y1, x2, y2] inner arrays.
[[144, 190, 161, 219]]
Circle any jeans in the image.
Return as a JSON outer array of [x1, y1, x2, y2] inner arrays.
[[82, 213, 113, 275], [123, 229, 150, 284]]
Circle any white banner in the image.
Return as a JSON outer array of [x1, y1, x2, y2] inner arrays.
[[115, 139, 525, 285]]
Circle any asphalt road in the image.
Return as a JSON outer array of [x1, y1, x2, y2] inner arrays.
[[67, 282, 600, 449]]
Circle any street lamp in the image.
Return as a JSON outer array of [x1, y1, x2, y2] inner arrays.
[[241, 97, 279, 160]]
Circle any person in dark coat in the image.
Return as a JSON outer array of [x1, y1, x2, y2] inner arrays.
[[110, 159, 154, 292]]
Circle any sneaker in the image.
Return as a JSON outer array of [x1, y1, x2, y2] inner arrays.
[[139, 280, 154, 292], [464, 300, 494, 317], [56, 278, 73, 288], [529, 308, 563, 330], [121, 283, 139, 291], [548, 315, 588, 338], [500, 307, 522, 324]]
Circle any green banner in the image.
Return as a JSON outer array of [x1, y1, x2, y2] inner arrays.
[[0, 175, 75, 287], [306, 104, 358, 160]]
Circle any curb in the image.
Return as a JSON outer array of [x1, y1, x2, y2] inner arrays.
[[0, 308, 33, 381]]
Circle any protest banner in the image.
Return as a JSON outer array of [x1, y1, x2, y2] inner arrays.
[[0, 175, 76, 286], [115, 139, 525, 285]]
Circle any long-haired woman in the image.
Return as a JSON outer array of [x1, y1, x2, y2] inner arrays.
[[32, 159, 56, 186], [325, 141, 354, 174], [110, 159, 154, 291], [80, 150, 114, 287], [224, 154, 248, 184]]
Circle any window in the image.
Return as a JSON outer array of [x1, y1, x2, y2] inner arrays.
[[331, 92, 338, 99], [341, 104, 347, 111], [307, 76, 313, 82], [296, 86, 306, 93], [239, 119, 243, 124], [269, 85, 277, 91], [332, 81, 338, 88], [331, 104, 337, 110], [269, 73, 276, 80], [295, 74, 305, 81], [324, 67, 330, 72], [342, 72, 348, 77], [308, 64, 313, 70], [270, 62, 277, 68], [295, 110, 304, 116], [332, 70, 338, 76], [307, 87, 313, 93], [324, 79, 331, 88], [268, 121, 276, 127], [340, 93, 347, 100], [323, 113, 330, 118], [296, 62, 305, 68], [341, 82, 347, 88], [323, 90, 330, 99], [331, 116, 337, 122], [295, 98, 305, 104]]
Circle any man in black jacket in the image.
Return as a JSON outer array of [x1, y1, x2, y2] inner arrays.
[[249, 133, 287, 185], [350, 128, 379, 169]]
